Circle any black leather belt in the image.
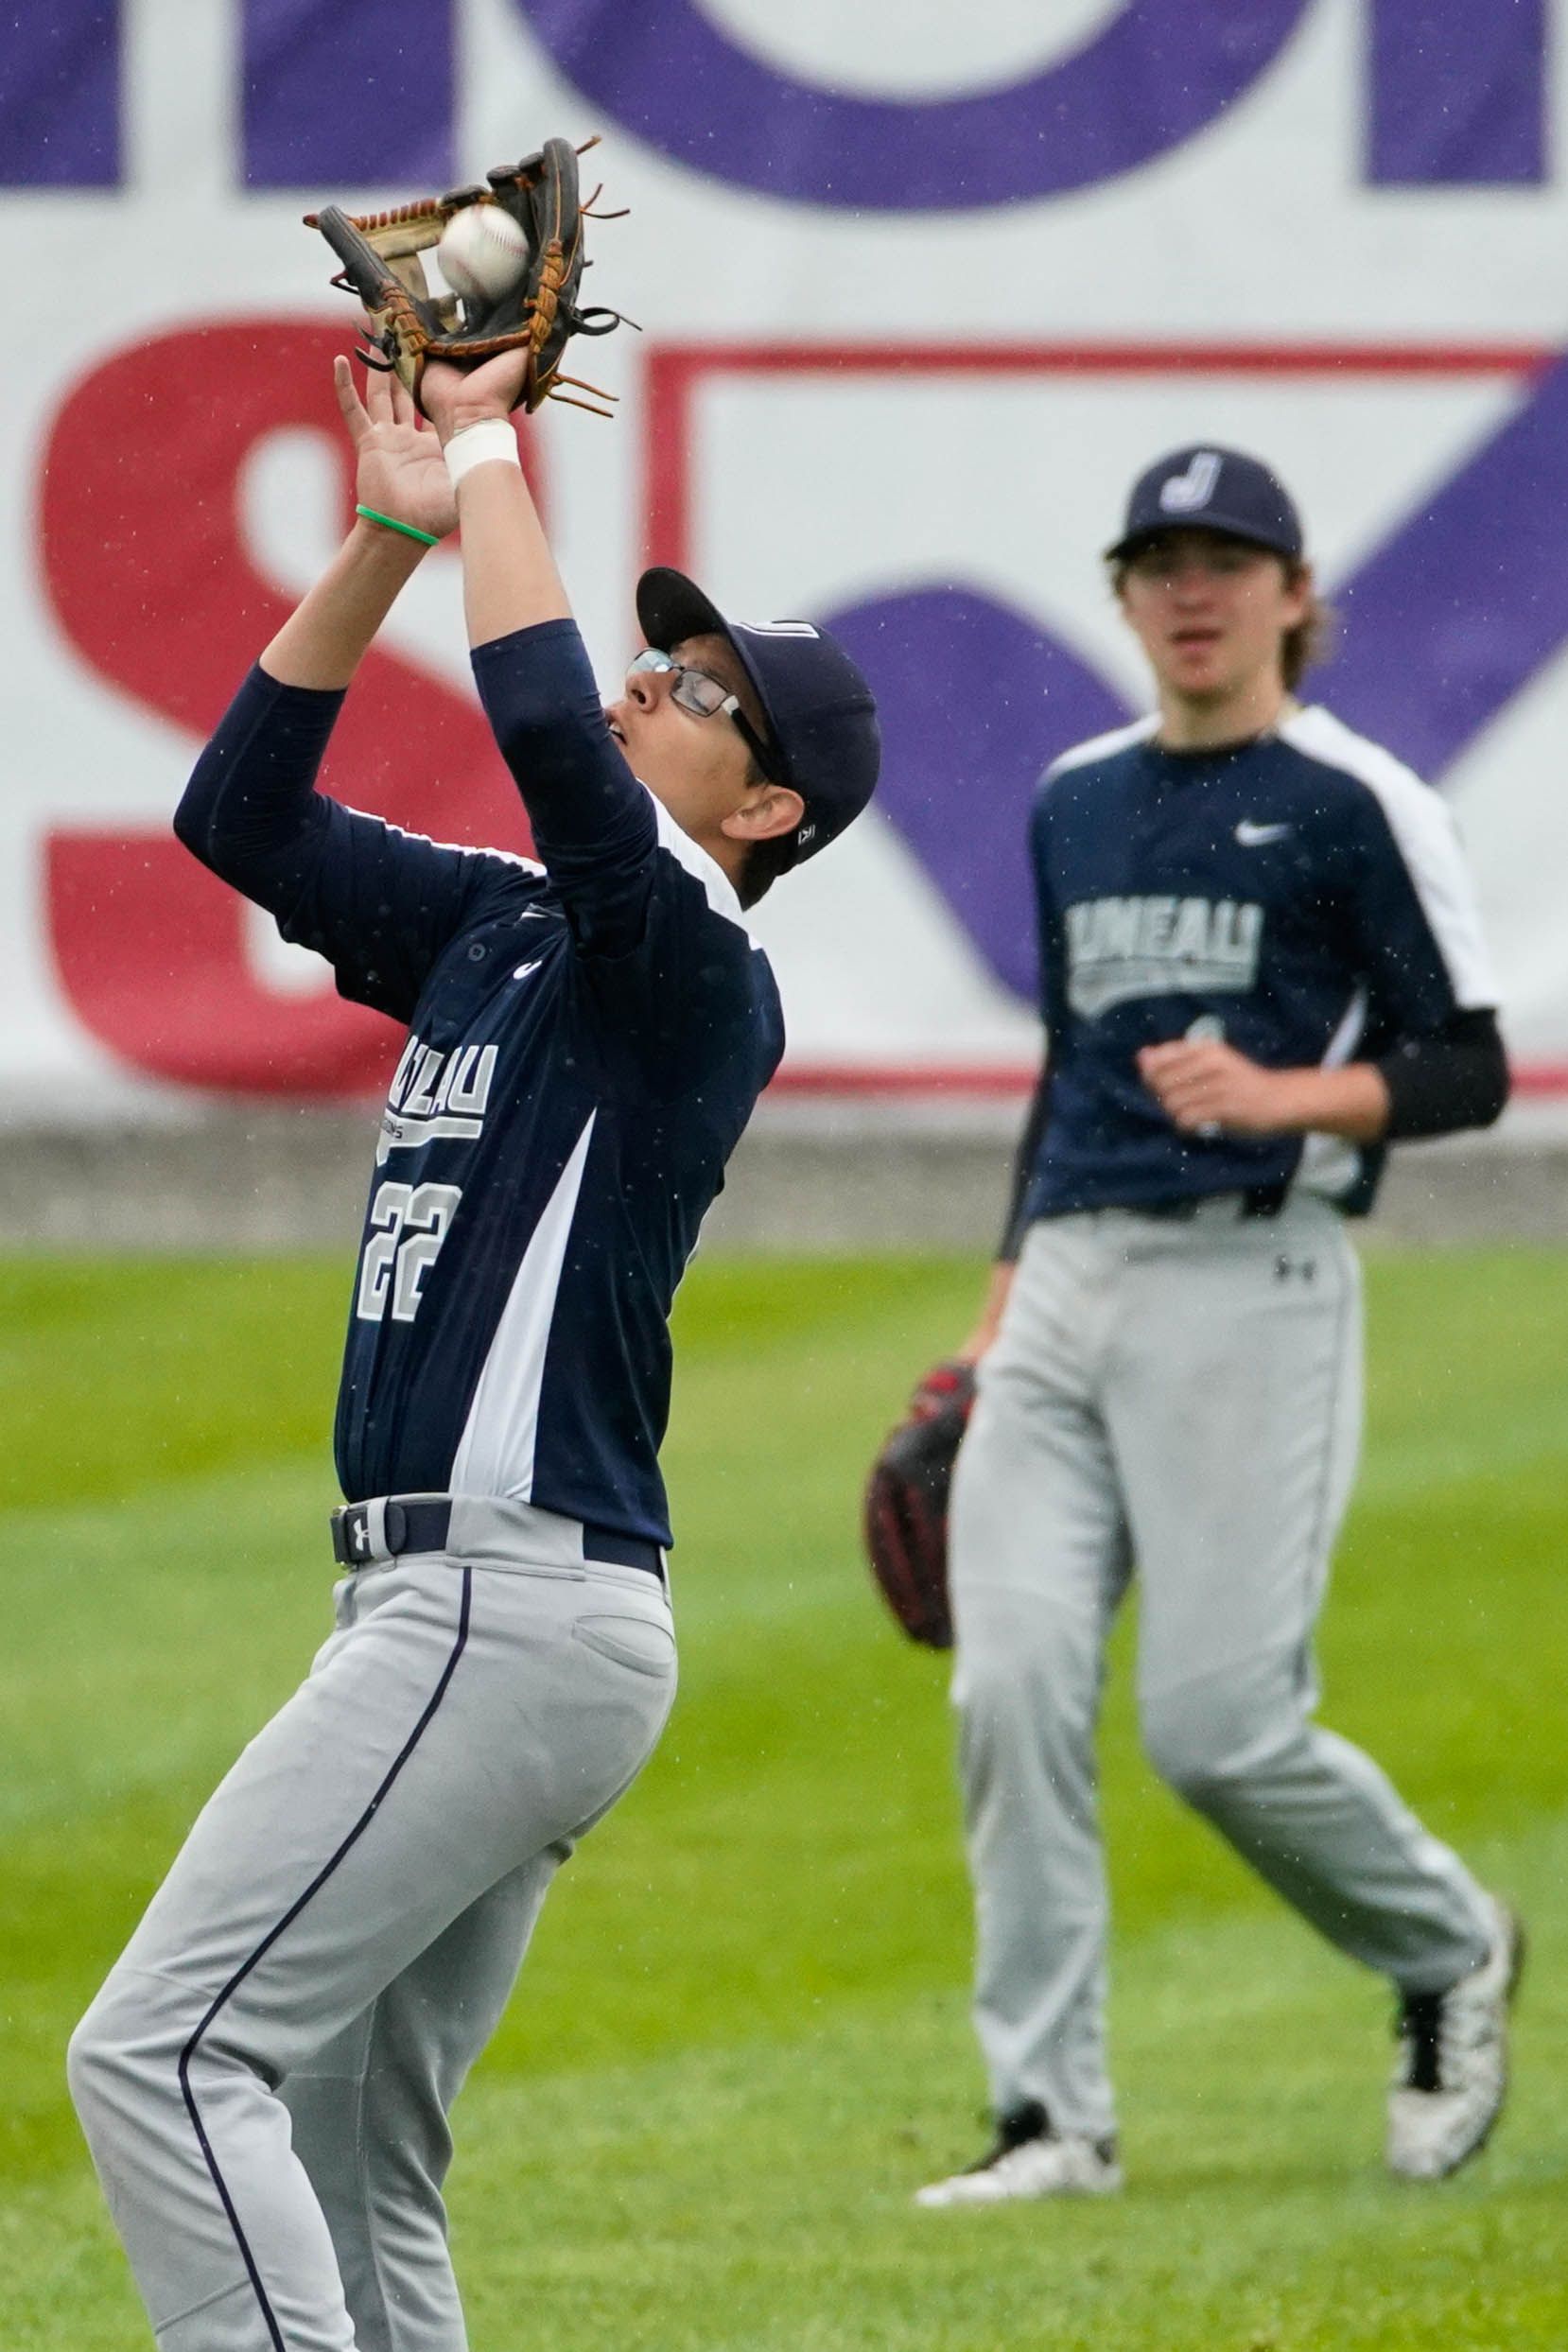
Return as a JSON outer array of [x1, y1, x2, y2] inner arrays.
[[1135, 1183, 1288, 1222], [329, 1495, 662, 1578]]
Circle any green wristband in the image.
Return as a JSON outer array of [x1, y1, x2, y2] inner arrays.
[[355, 504, 440, 549]]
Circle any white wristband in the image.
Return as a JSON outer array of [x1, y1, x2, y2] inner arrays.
[[444, 418, 522, 489]]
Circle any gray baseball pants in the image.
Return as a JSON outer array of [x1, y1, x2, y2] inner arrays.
[[948, 1197, 1491, 2143], [68, 1499, 676, 2352]]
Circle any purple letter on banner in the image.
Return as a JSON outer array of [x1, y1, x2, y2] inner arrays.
[[1368, 0, 1547, 184], [513, 0, 1314, 211], [0, 0, 119, 186], [1329, 353, 1568, 775], [822, 589, 1126, 1002], [243, 0, 453, 190]]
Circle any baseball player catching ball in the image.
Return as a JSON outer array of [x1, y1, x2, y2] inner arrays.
[[917, 444, 1519, 2207], [67, 350, 878, 2348]]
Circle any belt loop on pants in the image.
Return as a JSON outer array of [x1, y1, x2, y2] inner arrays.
[[329, 1493, 665, 1582]]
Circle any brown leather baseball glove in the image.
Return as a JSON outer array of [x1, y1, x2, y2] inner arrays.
[[306, 136, 629, 418], [862, 1360, 978, 1649]]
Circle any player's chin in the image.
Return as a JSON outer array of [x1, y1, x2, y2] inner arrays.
[[1164, 644, 1229, 693]]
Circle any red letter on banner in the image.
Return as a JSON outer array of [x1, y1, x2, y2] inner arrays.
[[41, 321, 539, 1094]]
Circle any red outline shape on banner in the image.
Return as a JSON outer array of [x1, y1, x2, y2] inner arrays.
[[643, 340, 1566, 1100]]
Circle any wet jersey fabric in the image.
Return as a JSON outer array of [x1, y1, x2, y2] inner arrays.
[[175, 622, 784, 1543], [1020, 705, 1498, 1220]]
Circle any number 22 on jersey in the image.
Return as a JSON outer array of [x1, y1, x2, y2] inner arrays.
[[356, 1181, 462, 1324]]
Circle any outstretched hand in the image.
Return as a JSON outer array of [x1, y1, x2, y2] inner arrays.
[[334, 357, 457, 543]]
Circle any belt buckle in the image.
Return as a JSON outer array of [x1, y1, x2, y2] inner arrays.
[[331, 1502, 375, 1568]]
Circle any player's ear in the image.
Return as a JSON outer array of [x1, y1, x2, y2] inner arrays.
[[720, 782, 805, 847]]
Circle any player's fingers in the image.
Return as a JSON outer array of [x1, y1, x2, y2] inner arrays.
[[364, 365, 395, 426], [332, 356, 370, 443], [1138, 1041, 1196, 1080], [389, 374, 418, 428]]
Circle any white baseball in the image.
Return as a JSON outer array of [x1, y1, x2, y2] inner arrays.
[[436, 205, 528, 305]]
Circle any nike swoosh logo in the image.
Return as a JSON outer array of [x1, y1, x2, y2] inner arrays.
[[1235, 820, 1293, 846], [512, 958, 543, 983]]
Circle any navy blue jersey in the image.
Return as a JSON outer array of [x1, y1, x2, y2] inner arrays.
[[1021, 706, 1498, 1219], [176, 622, 784, 1544]]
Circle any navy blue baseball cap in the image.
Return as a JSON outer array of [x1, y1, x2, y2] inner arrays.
[[636, 566, 880, 868], [1106, 444, 1305, 564]]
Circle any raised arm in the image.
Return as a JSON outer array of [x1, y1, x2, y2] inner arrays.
[[419, 354, 656, 950], [180, 359, 458, 868], [174, 360, 491, 1021], [263, 360, 457, 688], [419, 352, 571, 645]]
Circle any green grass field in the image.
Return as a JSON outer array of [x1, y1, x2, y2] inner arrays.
[[3, 1246, 1566, 2350]]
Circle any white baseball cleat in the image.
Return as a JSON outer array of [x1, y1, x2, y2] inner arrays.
[[915, 2103, 1123, 2207], [1385, 1897, 1524, 2182]]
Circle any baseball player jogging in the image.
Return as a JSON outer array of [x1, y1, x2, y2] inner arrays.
[[917, 444, 1519, 2208], [67, 347, 878, 2349]]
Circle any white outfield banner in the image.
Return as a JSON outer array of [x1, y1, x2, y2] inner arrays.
[[6, 0, 1568, 1110]]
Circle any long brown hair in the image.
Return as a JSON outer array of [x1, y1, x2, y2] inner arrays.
[[1281, 562, 1334, 690]]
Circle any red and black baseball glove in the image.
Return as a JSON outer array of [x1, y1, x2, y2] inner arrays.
[[862, 1360, 978, 1649]]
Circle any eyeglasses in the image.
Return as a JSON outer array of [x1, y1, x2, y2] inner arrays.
[[628, 648, 780, 781]]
